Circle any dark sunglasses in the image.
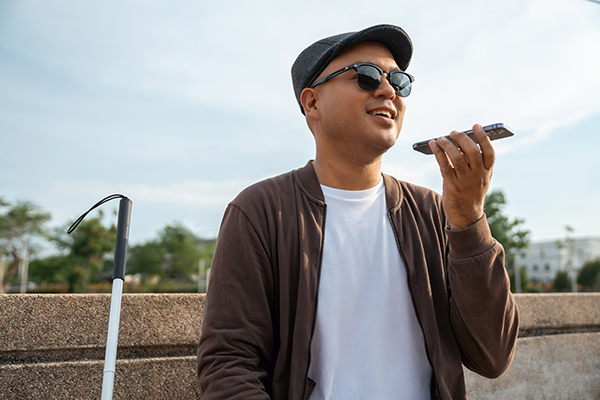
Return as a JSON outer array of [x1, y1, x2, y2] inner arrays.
[[311, 62, 415, 98]]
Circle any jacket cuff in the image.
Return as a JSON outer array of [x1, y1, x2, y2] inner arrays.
[[446, 214, 497, 259]]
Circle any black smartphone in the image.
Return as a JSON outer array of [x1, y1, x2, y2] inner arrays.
[[412, 123, 515, 155]]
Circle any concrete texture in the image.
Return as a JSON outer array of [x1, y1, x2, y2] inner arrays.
[[465, 332, 600, 400], [1, 357, 200, 399], [1, 293, 204, 399], [463, 293, 600, 400], [516, 293, 600, 333], [1, 292, 599, 399], [1, 293, 204, 355]]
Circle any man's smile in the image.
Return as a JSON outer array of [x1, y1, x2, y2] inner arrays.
[[366, 105, 397, 120]]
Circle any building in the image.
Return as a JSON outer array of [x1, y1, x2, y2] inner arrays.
[[515, 237, 600, 284]]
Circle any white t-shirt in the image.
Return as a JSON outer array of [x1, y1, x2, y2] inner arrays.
[[308, 178, 432, 400]]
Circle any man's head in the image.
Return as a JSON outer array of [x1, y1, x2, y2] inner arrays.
[[291, 25, 414, 163]]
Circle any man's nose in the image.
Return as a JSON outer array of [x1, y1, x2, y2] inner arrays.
[[372, 73, 396, 99]]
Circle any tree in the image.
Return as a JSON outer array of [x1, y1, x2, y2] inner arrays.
[[50, 210, 117, 292], [28, 254, 72, 287], [127, 222, 216, 292], [556, 225, 577, 292], [553, 270, 572, 292], [125, 239, 165, 277], [485, 190, 530, 267], [0, 199, 51, 292], [158, 224, 202, 280], [577, 258, 600, 291]]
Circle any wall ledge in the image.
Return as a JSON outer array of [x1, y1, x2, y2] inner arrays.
[[2, 292, 599, 399]]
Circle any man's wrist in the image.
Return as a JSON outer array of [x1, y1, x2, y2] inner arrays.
[[446, 214, 496, 258], [447, 212, 484, 231]]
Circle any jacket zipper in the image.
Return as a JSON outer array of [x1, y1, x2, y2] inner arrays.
[[302, 204, 327, 400], [388, 211, 440, 399]]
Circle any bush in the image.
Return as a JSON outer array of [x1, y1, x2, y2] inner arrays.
[[577, 258, 600, 291], [553, 270, 572, 292]]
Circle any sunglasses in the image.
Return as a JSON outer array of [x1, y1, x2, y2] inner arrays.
[[311, 62, 415, 98]]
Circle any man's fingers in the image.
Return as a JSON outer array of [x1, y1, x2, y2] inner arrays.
[[471, 124, 496, 170], [449, 130, 484, 169], [430, 124, 497, 179], [435, 134, 470, 174], [429, 139, 454, 177]]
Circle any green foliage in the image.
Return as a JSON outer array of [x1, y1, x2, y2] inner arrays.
[[553, 270, 572, 292], [67, 210, 116, 278], [68, 265, 89, 293], [126, 241, 165, 277], [0, 199, 51, 289], [577, 258, 600, 291], [2, 195, 217, 293], [28, 255, 72, 284], [159, 224, 203, 279], [127, 222, 216, 291], [45, 210, 117, 292], [485, 190, 530, 267]]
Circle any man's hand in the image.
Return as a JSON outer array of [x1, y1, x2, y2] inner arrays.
[[429, 124, 494, 230]]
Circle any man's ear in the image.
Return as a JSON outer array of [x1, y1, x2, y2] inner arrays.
[[300, 88, 320, 120]]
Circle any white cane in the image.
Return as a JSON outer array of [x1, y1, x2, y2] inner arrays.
[[68, 195, 132, 400]]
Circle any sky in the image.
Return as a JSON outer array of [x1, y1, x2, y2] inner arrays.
[[1, 0, 599, 248]]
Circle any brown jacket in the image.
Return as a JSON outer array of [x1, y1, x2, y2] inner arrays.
[[197, 161, 519, 400]]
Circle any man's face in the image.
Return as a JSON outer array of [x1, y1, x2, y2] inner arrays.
[[308, 41, 407, 161]]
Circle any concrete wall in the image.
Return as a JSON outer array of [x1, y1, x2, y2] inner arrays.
[[1, 294, 203, 399], [465, 293, 600, 400], [1, 293, 599, 399]]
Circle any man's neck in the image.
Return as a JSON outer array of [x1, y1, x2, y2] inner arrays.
[[312, 156, 382, 190]]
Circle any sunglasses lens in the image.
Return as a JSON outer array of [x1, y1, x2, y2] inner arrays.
[[390, 72, 412, 97], [355, 65, 413, 97], [356, 65, 382, 91]]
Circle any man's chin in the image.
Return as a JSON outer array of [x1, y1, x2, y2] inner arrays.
[[363, 135, 399, 156]]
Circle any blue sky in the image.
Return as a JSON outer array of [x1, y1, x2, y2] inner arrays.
[[1, 0, 599, 246]]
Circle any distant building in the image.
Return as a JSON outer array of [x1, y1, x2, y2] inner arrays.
[[515, 237, 600, 283]]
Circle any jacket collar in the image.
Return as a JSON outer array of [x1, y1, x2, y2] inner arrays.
[[294, 161, 404, 213], [294, 161, 325, 205], [382, 173, 403, 213]]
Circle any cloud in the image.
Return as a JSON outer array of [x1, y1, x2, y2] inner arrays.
[[125, 179, 250, 208], [1, 0, 599, 243]]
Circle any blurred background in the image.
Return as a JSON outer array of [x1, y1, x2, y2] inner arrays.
[[1, 0, 599, 294]]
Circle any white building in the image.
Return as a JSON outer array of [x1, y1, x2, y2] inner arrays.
[[515, 237, 600, 284]]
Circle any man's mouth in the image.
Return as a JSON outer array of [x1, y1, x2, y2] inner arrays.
[[367, 107, 396, 119]]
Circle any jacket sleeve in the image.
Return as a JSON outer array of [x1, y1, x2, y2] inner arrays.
[[446, 215, 520, 379], [197, 203, 275, 399]]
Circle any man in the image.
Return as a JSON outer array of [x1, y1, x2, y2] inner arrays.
[[197, 24, 519, 400]]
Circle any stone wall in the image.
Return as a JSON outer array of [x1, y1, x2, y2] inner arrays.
[[1, 293, 599, 399], [1, 294, 203, 399], [465, 293, 600, 399]]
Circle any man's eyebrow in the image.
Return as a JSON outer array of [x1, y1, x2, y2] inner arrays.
[[355, 61, 401, 71]]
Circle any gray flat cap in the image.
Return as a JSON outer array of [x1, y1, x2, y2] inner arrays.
[[291, 24, 413, 114]]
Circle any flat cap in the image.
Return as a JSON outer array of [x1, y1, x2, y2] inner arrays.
[[291, 24, 413, 114]]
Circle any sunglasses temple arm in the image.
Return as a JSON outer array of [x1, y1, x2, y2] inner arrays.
[[312, 66, 353, 88]]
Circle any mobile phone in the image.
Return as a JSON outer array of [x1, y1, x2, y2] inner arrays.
[[412, 123, 515, 155]]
